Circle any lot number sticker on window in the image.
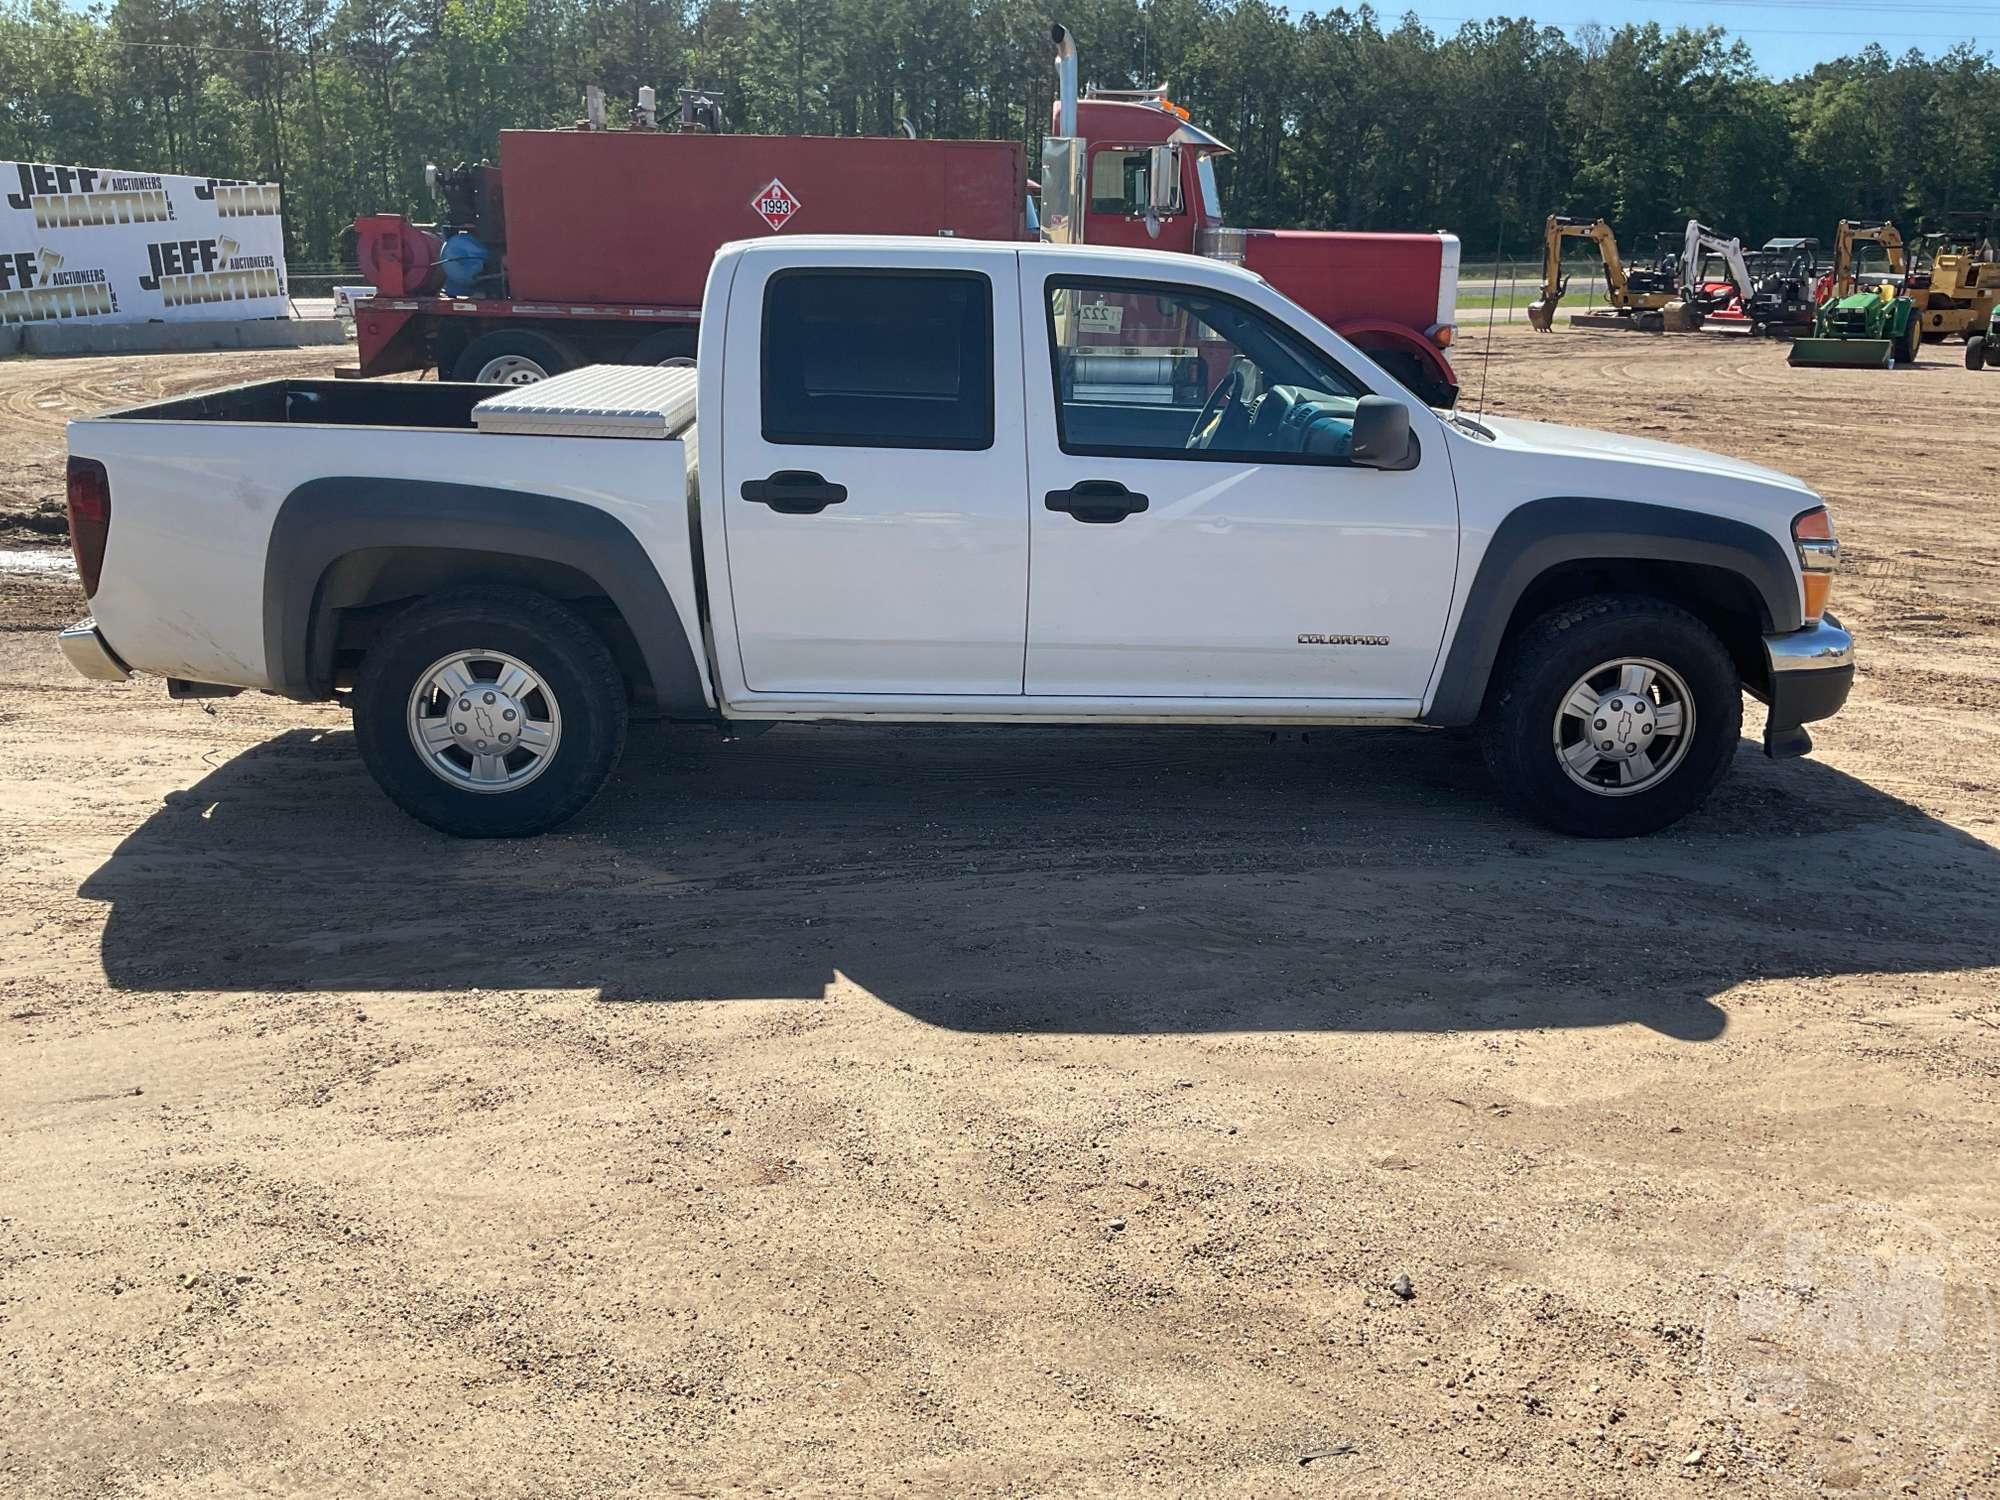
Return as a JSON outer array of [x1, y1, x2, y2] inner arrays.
[[1076, 300, 1124, 334]]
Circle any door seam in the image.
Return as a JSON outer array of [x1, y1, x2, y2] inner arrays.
[[1015, 250, 1033, 695]]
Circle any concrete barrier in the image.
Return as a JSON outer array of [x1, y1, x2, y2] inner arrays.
[[0, 326, 21, 356], [17, 318, 347, 358]]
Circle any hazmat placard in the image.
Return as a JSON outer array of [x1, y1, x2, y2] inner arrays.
[[1, 160, 288, 327], [750, 178, 802, 232]]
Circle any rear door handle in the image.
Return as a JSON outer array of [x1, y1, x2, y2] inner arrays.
[[1045, 479, 1149, 524], [741, 470, 848, 515]]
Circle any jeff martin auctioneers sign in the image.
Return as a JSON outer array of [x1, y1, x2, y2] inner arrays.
[[1, 160, 289, 327]]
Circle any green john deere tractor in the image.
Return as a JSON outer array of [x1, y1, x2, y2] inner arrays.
[[1790, 283, 1923, 368], [1968, 303, 1999, 370]]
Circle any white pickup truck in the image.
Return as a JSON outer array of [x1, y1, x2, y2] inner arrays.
[[58, 236, 1853, 839]]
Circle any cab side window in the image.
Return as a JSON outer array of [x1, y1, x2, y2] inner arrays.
[[762, 270, 993, 450], [1088, 150, 1179, 217], [1044, 276, 1368, 465]]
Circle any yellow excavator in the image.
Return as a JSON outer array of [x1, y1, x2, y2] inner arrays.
[[1823, 218, 1907, 299], [1526, 215, 1689, 332]]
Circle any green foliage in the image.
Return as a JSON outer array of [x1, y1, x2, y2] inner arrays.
[[1, 0, 1995, 266]]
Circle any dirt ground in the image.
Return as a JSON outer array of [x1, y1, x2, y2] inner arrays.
[[0, 348, 373, 547], [2, 332, 1997, 1498]]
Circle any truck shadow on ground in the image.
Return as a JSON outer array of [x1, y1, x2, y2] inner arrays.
[[82, 721, 2000, 1039]]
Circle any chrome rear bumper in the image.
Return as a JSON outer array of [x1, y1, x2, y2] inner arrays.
[[58, 619, 131, 682]]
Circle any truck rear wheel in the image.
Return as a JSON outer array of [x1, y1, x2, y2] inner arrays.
[[1479, 595, 1741, 838], [453, 329, 578, 384], [353, 587, 628, 837]]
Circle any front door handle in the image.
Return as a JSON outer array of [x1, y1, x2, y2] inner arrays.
[[1045, 479, 1149, 524], [741, 470, 848, 515]]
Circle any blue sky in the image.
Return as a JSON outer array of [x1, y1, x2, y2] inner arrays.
[[1365, 0, 1994, 77]]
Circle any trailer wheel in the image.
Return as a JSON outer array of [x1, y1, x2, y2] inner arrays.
[[625, 329, 698, 366], [1968, 336, 1987, 372], [453, 330, 578, 385]]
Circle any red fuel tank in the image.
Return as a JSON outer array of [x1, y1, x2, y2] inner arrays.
[[499, 131, 1029, 307]]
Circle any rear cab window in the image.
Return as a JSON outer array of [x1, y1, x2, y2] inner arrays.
[[762, 271, 994, 450]]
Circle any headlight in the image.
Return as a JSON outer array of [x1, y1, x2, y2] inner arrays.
[[1792, 505, 1839, 624]]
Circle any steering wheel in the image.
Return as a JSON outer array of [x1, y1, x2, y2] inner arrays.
[[1185, 368, 1244, 450]]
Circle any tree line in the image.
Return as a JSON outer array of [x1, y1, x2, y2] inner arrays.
[[3, 0, 1997, 266]]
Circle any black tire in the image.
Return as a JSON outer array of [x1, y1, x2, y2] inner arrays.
[[353, 587, 628, 837], [1479, 594, 1742, 838], [1899, 317, 1921, 366], [623, 328, 698, 365], [1969, 336, 1987, 372], [451, 329, 578, 384]]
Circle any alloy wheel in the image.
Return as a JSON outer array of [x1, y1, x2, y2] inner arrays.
[[1550, 657, 1696, 797]]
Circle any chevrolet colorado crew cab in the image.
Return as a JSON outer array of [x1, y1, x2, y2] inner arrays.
[[58, 236, 1854, 839]]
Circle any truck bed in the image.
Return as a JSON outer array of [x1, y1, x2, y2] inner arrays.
[[101, 366, 700, 443], [109, 378, 497, 430], [70, 366, 706, 696]]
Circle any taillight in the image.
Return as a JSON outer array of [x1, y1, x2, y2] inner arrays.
[[66, 457, 111, 597], [1792, 506, 1838, 623]]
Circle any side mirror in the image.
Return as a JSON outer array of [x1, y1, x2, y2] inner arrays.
[[1146, 145, 1181, 215], [1349, 396, 1414, 470]]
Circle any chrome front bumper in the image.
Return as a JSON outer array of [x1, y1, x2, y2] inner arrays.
[[58, 619, 131, 682], [1764, 615, 1853, 676], [1759, 615, 1853, 758]]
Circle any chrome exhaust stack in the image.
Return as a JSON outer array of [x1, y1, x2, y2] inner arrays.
[[1052, 23, 1079, 138], [1041, 23, 1088, 244]]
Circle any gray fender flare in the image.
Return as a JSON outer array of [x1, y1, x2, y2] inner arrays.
[[264, 477, 709, 714], [1423, 496, 1801, 726]]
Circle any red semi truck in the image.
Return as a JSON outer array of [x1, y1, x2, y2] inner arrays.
[[350, 26, 1460, 406]]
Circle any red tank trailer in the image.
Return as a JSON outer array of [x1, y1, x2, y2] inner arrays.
[[353, 132, 1027, 382], [350, 28, 1459, 406]]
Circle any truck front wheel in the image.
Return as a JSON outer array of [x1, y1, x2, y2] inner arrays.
[[1479, 595, 1741, 838], [453, 329, 577, 384], [353, 588, 628, 837]]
